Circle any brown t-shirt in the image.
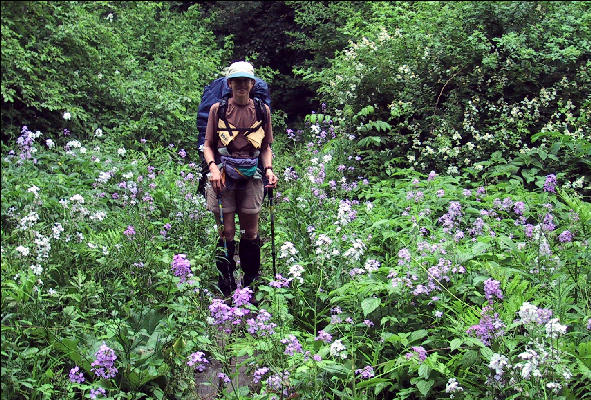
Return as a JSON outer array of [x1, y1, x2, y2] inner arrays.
[[205, 97, 273, 158]]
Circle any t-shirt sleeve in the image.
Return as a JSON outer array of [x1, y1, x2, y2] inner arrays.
[[205, 103, 219, 147]]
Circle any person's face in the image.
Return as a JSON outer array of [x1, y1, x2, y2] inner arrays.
[[228, 77, 254, 96]]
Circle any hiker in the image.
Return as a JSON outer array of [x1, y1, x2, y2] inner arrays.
[[202, 61, 278, 298]]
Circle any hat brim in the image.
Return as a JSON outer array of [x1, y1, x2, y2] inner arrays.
[[227, 72, 256, 80]]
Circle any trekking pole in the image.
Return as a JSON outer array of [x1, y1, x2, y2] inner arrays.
[[217, 194, 228, 258], [268, 187, 276, 278]]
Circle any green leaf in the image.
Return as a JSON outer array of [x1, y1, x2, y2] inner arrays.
[[415, 379, 434, 396], [461, 350, 479, 367], [480, 346, 493, 361], [361, 297, 381, 317], [172, 337, 184, 355], [409, 329, 428, 343], [418, 363, 431, 379], [450, 338, 462, 352]]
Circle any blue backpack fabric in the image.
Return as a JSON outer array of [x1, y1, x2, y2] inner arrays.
[[196, 77, 271, 151]]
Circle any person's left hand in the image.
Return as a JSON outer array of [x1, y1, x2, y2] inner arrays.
[[265, 169, 278, 188]]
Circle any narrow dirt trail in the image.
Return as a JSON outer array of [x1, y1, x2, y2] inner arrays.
[[195, 354, 253, 399]]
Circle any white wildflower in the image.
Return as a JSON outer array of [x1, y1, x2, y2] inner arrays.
[[16, 245, 30, 257], [30, 264, 43, 276], [69, 194, 85, 203], [330, 340, 347, 359], [545, 318, 568, 338]]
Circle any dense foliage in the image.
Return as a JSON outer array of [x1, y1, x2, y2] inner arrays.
[[1, 1, 230, 146], [1, 1, 590, 400], [297, 1, 590, 188]]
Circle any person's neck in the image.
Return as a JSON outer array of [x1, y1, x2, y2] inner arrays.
[[232, 94, 250, 106]]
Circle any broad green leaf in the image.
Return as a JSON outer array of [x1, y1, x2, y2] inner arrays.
[[415, 379, 434, 396], [450, 338, 462, 352], [418, 363, 431, 379], [409, 329, 428, 343], [480, 346, 493, 361], [361, 297, 381, 317]]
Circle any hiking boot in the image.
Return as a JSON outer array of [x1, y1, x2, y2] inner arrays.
[[216, 239, 236, 297], [239, 236, 260, 289]]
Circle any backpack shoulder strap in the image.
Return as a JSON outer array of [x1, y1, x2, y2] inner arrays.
[[253, 97, 268, 128]]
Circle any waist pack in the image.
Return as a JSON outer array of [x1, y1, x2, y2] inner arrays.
[[220, 155, 260, 182]]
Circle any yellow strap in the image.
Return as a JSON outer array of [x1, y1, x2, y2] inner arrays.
[[217, 119, 265, 149], [246, 122, 265, 149], [217, 119, 239, 146]]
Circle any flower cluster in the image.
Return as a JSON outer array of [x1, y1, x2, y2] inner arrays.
[[355, 365, 375, 379], [315, 330, 333, 343], [329, 339, 347, 359], [170, 253, 192, 283], [466, 305, 505, 346], [253, 367, 269, 384], [69, 366, 85, 383], [543, 174, 557, 193], [89, 387, 106, 399], [123, 225, 136, 238], [405, 346, 427, 362], [90, 342, 118, 379], [445, 377, 463, 397], [483, 278, 503, 303], [187, 351, 209, 372], [280, 334, 303, 356], [246, 309, 276, 337], [266, 370, 291, 395], [232, 287, 253, 307], [269, 274, 292, 288]]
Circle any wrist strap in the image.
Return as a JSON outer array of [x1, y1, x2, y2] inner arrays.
[[264, 166, 273, 172], [208, 160, 215, 167]]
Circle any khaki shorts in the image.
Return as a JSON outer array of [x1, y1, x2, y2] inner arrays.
[[206, 178, 264, 215]]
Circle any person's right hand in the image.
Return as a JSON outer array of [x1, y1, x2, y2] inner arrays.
[[209, 165, 224, 194]]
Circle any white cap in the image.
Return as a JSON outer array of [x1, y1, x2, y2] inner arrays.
[[226, 61, 255, 80]]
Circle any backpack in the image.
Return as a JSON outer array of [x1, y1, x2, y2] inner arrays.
[[196, 77, 271, 153]]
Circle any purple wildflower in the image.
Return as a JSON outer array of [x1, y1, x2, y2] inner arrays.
[[171, 253, 192, 283], [466, 306, 505, 346], [246, 309, 276, 336], [89, 387, 106, 399], [524, 224, 535, 238], [269, 274, 292, 288], [178, 148, 186, 158], [315, 330, 333, 343], [280, 334, 303, 356], [484, 278, 503, 303], [90, 343, 118, 379], [232, 287, 253, 306], [398, 248, 411, 265], [558, 230, 573, 243], [253, 367, 269, 383], [513, 201, 526, 215], [218, 372, 231, 384], [123, 225, 136, 237], [187, 351, 209, 372], [405, 346, 427, 362], [542, 213, 556, 231], [69, 366, 85, 383], [355, 365, 375, 379], [544, 174, 557, 193]]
